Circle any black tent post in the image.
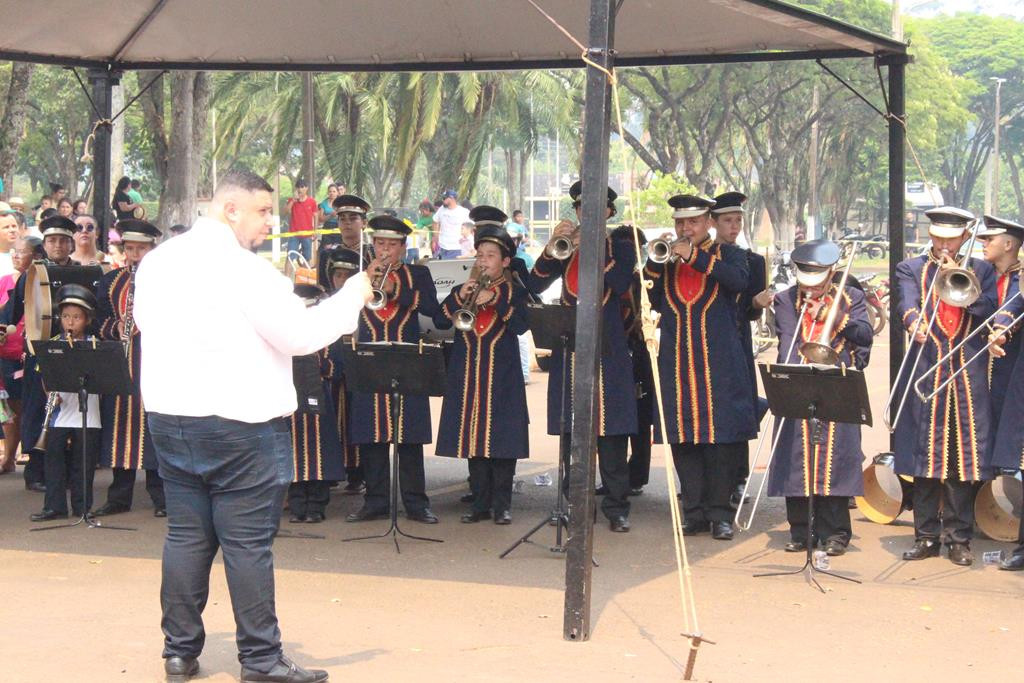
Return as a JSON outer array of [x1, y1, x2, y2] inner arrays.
[[883, 54, 907, 451], [87, 67, 121, 249], [563, 0, 615, 643]]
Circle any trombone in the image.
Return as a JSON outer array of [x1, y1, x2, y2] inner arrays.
[[799, 242, 859, 365], [913, 289, 1023, 402], [882, 220, 980, 431], [454, 266, 493, 332]]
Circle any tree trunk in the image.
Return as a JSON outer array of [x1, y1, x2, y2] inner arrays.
[[140, 71, 168, 194], [0, 62, 36, 199], [110, 82, 125, 193], [191, 72, 211, 197], [518, 150, 529, 218], [1006, 153, 1024, 219], [158, 71, 201, 229]]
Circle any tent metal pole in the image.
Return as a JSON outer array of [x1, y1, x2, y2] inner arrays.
[[564, 0, 615, 643], [885, 55, 907, 450]]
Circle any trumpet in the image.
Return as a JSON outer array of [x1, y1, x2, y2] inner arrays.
[[454, 266, 493, 332], [799, 241, 859, 365], [29, 391, 61, 456], [367, 262, 395, 311], [546, 220, 579, 260], [648, 236, 691, 264]]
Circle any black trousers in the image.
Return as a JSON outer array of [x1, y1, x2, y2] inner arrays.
[[106, 467, 166, 509], [628, 425, 652, 489], [785, 495, 852, 545], [345, 464, 364, 484], [672, 443, 734, 524], [468, 458, 517, 514], [562, 434, 631, 521], [1015, 472, 1024, 556], [20, 357, 46, 486], [43, 427, 100, 515], [287, 481, 331, 517], [912, 476, 976, 545], [360, 442, 429, 514]]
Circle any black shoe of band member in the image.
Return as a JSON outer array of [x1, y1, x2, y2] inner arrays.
[[948, 543, 973, 567], [345, 507, 388, 523], [711, 521, 733, 540], [825, 539, 847, 556], [30, 509, 68, 522], [164, 655, 199, 682], [407, 508, 439, 524], [93, 502, 131, 517], [595, 484, 610, 496], [341, 481, 364, 495], [289, 514, 307, 524], [459, 493, 475, 504], [240, 655, 328, 683], [682, 519, 709, 536], [609, 516, 630, 533], [154, 507, 167, 518], [25, 482, 46, 493], [902, 539, 940, 561], [461, 510, 491, 523], [999, 553, 1024, 571], [784, 540, 807, 552], [629, 487, 643, 496], [494, 510, 512, 525], [306, 512, 325, 523]]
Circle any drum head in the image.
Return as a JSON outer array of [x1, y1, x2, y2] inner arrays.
[[975, 475, 1023, 542], [24, 263, 106, 341], [856, 464, 905, 524]]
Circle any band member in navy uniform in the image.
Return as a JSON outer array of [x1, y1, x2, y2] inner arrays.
[[288, 284, 345, 523], [529, 181, 637, 532], [645, 195, 755, 540], [326, 248, 365, 494], [711, 191, 771, 505], [767, 240, 873, 555], [318, 194, 373, 289], [894, 207, 1000, 566], [347, 215, 441, 524], [93, 220, 167, 517], [435, 209, 529, 524], [0, 215, 78, 492]]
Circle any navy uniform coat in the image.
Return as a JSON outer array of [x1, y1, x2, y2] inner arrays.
[[349, 263, 439, 445], [434, 277, 530, 459], [327, 335, 359, 468], [990, 270, 1024, 470], [528, 236, 638, 437], [645, 238, 756, 444], [767, 285, 873, 497], [290, 348, 345, 482], [988, 267, 1020, 438], [893, 254, 1000, 481], [738, 249, 767, 423]]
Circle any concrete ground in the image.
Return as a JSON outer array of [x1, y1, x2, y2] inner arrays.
[[0, 337, 1021, 683]]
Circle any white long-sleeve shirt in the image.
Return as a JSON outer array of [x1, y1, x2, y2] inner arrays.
[[134, 216, 367, 423]]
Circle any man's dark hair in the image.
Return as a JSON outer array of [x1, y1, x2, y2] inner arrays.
[[131, 179, 141, 189], [217, 169, 273, 195], [512, 210, 523, 219], [295, 178, 308, 189]]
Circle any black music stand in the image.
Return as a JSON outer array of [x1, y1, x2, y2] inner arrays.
[[502, 304, 592, 562], [756, 362, 871, 591], [340, 341, 445, 553], [31, 340, 136, 532]]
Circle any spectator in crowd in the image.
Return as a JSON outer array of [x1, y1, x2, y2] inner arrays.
[[0, 210, 18, 276], [112, 176, 141, 222], [34, 196, 52, 225], [107, 242, 126, 269], [459, 221, 476, 258], [56, 197, 73, 218], [70, 215, 107, 265], [506, 210, 534, 269], [409, 200, 435, 263], [285, 179, 318, 262], [71, 199, 88, 217], [0, 236, 43, 474], [128, 179, 144, 206], [432, 189, 471, 259], [49, 182, 65, 205], [7, 196, 27, 216], [319, 183, 339, 225]]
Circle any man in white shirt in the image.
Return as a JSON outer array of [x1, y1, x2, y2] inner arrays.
[[134, 170, 370, 683], [431, 189, 470, 259]]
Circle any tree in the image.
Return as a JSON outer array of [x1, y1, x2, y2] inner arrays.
[[0, 61, 35, 199]]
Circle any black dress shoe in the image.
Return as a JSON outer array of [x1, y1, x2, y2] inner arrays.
[[825, 539, 847, 556], [30, 509, 68, 522], [711, 521, 734, 541], [93, 502, 130, 517], [461, 510, 491, 523], [999, 553, 1024, 571], [682, 519, 709, 536], [459, 492, 476, 503], [25, 481, 46, 493], [345, 507, 388, 523], [289, 513, 308, 523], [948, 543, 973, 567], [902, 539, 940, 561], [494, 510, 512, 525], [609, 516, 630, 533], [154, 507, 167, 518], [629, 487, 644, 496], [595, 484, 610, 496], [240, 655, 328, 683], [306, 512, 325, 523], [784, 540, 807, 552], [341, 481, 364, 495], [165, 655, 199, 682], [408, 508, 439, 524]]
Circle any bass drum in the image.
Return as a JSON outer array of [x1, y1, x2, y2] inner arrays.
[[24, 262, 108, 341]]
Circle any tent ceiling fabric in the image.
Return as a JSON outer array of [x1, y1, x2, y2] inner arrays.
[[0, 0, 904, 71]]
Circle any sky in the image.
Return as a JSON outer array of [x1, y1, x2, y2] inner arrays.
[[906, 0, 1024, 20]]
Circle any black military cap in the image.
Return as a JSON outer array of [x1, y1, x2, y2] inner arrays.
[[791, 239, 841, 287], [39, 215, 77, 238], [56, 283, 97, 313], [116, 219, 162, 243], [332, 194, 370, 215], [668, 194, 716, 219], [327, 247, 362, 272], [711, 191, 747, 215], [368, 215, 411, 241], [469, 204, 508, 228], [978, 214, 1024, 242], [568, 180, 618, 204], [474, 224, 515, 256], [294, 283, 325, 305], [924, 206, 974, 238]]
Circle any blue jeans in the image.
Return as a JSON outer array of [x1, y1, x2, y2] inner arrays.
[[438, 248, 462, 260], [287, 236, 312, 261], [148, 413, 293, 672]]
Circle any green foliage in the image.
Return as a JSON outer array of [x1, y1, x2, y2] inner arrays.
[[631, 173, 697, 227]]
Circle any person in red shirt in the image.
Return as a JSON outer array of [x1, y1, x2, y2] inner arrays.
[[286, 179, 319, 261]]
